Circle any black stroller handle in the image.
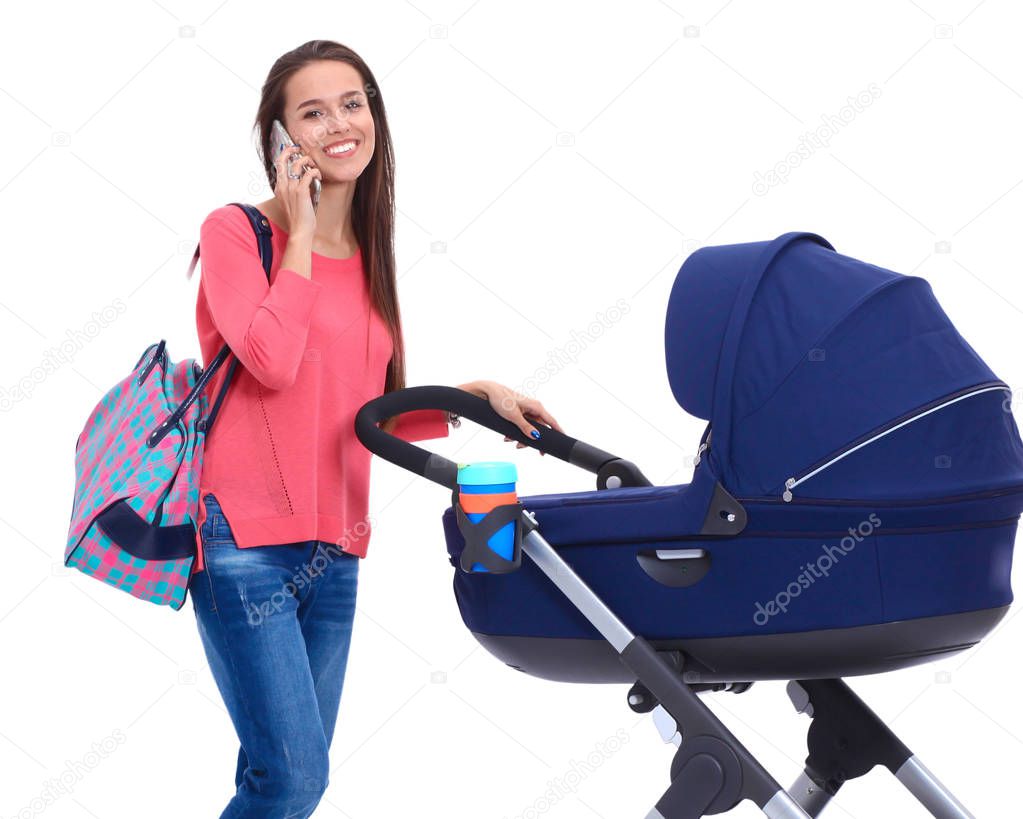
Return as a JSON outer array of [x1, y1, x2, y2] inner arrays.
[[354, 385, 652, 490]]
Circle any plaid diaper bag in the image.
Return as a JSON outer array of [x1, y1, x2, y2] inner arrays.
[[64, 202, 273, 610]]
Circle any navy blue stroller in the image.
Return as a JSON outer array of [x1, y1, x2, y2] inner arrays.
[[356, 232, 1023, 818]]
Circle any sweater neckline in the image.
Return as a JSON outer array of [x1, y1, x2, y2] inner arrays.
[[256, 208, 362, 267]]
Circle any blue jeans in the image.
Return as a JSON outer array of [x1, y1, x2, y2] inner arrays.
[[190, 493, 360, 818]]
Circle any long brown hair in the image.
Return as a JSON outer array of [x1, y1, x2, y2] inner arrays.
[[253, 40, 407, 429]]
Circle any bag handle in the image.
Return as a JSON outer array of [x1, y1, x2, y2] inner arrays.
[[146, 202, 273, 447]]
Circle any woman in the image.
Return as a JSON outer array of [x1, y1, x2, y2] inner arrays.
[[190, 39, 563, 818]]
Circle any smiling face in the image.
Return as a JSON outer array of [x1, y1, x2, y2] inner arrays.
[[282, 59, 375, 183]]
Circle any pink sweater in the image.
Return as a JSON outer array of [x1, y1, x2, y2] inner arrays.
[[193, 204, 449, 572]]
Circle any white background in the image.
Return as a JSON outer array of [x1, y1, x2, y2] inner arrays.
[[1, 1, 1021, 817]]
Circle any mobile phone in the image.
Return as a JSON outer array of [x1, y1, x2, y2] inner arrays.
[[270, 119, 321, 210]]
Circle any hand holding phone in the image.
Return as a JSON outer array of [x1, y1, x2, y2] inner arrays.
[[270, 119, 321, 237]]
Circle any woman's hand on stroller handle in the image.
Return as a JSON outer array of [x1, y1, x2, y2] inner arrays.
[[356, 382, 617, 488], [355, 385, 652, 489], [457, 379, 564, 457]]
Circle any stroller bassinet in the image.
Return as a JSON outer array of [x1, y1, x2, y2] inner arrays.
[[355, 231, 1022, 818]]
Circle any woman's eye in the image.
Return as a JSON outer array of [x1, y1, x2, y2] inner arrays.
[[304, 102, 361, 119]]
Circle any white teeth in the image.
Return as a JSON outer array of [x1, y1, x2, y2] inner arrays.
[[325, 142, 356, 155]]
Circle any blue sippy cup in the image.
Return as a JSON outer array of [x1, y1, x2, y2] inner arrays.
[[457, 461, 518, 572]]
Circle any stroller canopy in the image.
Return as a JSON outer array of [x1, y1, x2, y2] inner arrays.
[[665, 232, 1023, 500]]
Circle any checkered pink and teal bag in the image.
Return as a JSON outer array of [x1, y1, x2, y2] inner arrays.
[[64, 203, 273, 610]]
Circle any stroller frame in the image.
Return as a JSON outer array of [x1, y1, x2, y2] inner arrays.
[[355, 386, 987, 818], [517, 505, 974, 818]]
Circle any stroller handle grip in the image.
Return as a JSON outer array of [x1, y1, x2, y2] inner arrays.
[[355, 385, 650, 490]]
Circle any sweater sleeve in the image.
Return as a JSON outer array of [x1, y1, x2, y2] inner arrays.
[[199, 209, 323, 390], [388, 409, 451, 443]]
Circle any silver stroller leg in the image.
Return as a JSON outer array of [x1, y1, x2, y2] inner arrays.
[[787, 770, 832, 817], [895, 756, 975, 819], [519, 513, 811, 819], [762, 791, 818, 819], [786, 681, 976, 819]]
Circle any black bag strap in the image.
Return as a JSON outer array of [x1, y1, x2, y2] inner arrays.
[[146, 203, 273, 448]]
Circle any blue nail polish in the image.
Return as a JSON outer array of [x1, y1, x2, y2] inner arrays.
[[530, 429, 540, 439]]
